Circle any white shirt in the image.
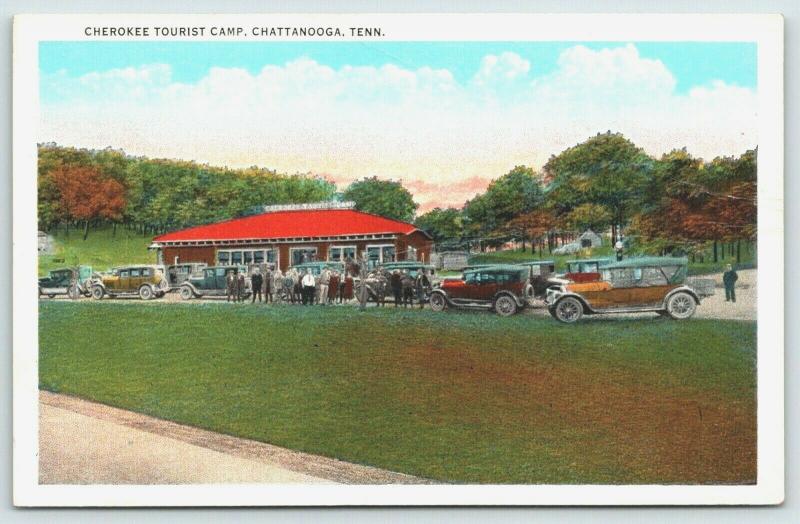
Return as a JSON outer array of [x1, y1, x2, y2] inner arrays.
[[301, 273, 315, 287]]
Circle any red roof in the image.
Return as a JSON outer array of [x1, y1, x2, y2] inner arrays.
[[153, 209, 424, 243]]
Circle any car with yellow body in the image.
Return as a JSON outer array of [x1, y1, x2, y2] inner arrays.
[[546, 257, 710, 323], [90, 265, 169, 300]]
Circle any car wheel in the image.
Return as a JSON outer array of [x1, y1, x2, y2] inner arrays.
[[179, 286, 194, 300], [665, 292, 696, 320], [494, 295, 518, 317], [554, 297, 583, 323], [91, 286, 104, 300], [48, 294, 56, 299], [429, 292, 447, 312], [139, 285, 154, 300]]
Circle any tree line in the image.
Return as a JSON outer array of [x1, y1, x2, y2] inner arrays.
[[415, 132, 756, 262], [38, 144, 337, 239]]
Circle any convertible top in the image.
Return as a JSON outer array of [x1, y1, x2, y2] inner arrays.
[[601, 257, 688, 269]]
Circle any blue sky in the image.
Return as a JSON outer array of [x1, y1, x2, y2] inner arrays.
[[38, 41, 758, 210], [40, 41, 756, 95]]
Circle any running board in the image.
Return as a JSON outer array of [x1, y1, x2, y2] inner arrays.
[[589, 306, 664, 314]]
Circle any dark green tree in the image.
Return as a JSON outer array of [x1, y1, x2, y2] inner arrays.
[[544, 132, 653, 243], [342, 177, 418, 222], [415, 207, 463, 242]]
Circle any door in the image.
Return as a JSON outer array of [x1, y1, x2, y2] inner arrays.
[[626, 267, 676, 306], [116, 269, 130, 292], [129, 268, 144, 291], [214, 268, 228, 292]]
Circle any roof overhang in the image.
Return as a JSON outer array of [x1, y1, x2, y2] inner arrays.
[[151, 232, 401, 248]]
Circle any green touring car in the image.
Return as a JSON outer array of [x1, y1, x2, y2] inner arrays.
[[178, 265, 250, 300]]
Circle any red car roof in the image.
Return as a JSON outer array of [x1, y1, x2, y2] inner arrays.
[[154, 209, 422, 242]]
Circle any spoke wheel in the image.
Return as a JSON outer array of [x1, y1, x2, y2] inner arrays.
[[180, 286, 194, 300], [554, 297, 583, 323], [429, 292, 447, 312], [494, 295, 518, 317], [139, 285, 153, 300], [666, 292, 696, 320], [91, 286, 104, 300]]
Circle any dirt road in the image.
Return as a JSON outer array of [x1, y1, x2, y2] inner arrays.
[[39, 391, 429, 485]]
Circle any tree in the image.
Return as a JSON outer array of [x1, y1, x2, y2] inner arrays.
[[504, 209, 553, 254], [544, 132, 653, 243], [462, 166, 545, 249], [563, 203, 613, 233], [415, 207, 463, 242], [51, 165, 127, 239], [342, 177, 418, 222]]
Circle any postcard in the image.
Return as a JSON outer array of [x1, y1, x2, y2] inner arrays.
[[13, 13, 784, 506]]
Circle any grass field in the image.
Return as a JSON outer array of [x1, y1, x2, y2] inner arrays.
[[39, 301, 757, 484], [39, 226, 154, 276]]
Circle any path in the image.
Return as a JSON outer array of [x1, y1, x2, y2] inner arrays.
[[39, 391, 429, 485]]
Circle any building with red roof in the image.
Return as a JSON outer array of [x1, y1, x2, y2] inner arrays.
[[151, 202, 432, 271]]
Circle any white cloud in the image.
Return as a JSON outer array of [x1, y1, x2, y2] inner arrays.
[[40, 45, 757, 209]]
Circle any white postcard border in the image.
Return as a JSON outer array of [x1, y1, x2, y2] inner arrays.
[[13, 13, 784, 506]]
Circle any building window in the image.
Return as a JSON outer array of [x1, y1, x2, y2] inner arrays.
[[217, 248, 278, 267], [328, 245, 356, 262], [407, 246, 417, 261], [365, 244, 396, 269], [290, 247, 318, 266]]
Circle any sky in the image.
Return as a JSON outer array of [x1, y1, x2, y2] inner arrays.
[[39, 41, 758, 212]]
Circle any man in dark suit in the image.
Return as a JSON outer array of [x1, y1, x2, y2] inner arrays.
[[250, 269, 263, 303]]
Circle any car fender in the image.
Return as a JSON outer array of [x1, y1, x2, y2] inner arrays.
[[181, 281, 200, 295], [430, 289, 452, 305], [663, 286, 700, 306], [493, 290, 525, 308], [552, 292, 594, 313]]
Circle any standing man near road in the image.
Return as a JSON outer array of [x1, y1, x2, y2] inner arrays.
[[615, 240, 624, 261], [301, 270, 316, 305], [236, 271, 246, 303], [415, 269, 431, 310], [263, 266, 272, 304], [390, 269, 403, 307], [318, 267, 331, 305], [250, 269, 263, 304], [226, 270, 236, 302], [723, 264, 739, 303]]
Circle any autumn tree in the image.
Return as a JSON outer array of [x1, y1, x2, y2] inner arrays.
[[51, 165, 127, 239]]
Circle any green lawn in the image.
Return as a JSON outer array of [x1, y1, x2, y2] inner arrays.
[[39, 302, 757, 484], [39, 226, 154, 276]]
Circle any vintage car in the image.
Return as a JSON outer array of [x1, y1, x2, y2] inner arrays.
[[90, 265, 169, 300], [429, 264, 530, 316], [38, 266, 95, 299], [381, 261, 436, 279], [514, 260, 557, 298], [290, 261, 346, 276], [166, 262, 207, 287], [179, 265, 250, 300], [562, 257, 613, 283], [546, 257, 708, 323]]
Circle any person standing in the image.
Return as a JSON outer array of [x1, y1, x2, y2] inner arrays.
[[301, 270, 316, 305], [236, 272, 246, 303], [318, 268, 331, 305], [415, 269, 431, 310], [250, 269, 263, 304], [271, 268, 282, 303], [329, 270, 340, 305], [226, 270, 236, 302], [390, 269, 403, 308], [723, 264, 738, 303], [263, 267, 272, 304], [615, 240, 624, 261]]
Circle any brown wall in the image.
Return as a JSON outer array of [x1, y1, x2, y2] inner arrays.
[[161, 233, 433, 272]]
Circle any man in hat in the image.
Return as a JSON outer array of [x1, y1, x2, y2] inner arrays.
[[723, 264, 738, 303], [250, 268, 263, 303]]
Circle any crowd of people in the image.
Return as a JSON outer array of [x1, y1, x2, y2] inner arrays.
[[223, 265, 433, 308]]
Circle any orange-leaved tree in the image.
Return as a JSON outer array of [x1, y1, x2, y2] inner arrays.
[[51, 165, 127, 240]]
